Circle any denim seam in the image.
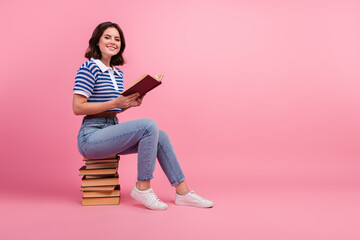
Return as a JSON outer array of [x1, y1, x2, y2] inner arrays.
[[138, 128, 155, 180], [146, 133, 152, 178]]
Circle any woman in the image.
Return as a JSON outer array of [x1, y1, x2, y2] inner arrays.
[[73, 22, 213, 210]]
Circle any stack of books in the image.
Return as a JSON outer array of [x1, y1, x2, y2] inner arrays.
[[79, 155, 121, 206]]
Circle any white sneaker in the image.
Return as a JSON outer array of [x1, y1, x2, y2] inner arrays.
[[175, 191, 214, 208], [130, 185, 168, 210]]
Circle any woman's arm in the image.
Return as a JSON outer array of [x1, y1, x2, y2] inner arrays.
[[72, 93, 141, 115]]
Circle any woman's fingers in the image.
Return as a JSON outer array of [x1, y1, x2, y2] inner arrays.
[[127, 92, 140, 100], [116, 93, 141, 108]]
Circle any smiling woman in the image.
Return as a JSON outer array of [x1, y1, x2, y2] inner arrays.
[[84, 22, 126, 67], [72, 22, 214, 210], [97, 28, 121, 62]]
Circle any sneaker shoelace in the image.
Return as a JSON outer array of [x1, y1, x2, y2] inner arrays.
[[148, 189, 162, 203], [188, 191, 207, 201]]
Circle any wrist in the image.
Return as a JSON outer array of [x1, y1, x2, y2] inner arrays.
[[108, 99, 117, 110]]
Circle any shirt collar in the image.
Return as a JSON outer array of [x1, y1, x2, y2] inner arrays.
[[91, 58, 122, 77]]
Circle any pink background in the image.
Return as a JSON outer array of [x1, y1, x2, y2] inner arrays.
[[1, 0, 360, 239]]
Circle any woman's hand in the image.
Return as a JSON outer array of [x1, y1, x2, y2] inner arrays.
[[131, 95, 144, 107], [112, 93, 143, 109]]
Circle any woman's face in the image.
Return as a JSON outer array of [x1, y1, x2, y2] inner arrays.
[[98, 27, 121, 59]]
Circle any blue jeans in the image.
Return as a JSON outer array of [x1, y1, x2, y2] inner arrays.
[[77, 116, 185, 186]]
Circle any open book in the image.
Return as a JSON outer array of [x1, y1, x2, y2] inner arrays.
[[121, 74, 163, 98]]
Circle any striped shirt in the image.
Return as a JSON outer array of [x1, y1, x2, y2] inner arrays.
[[73, 59, 124, 112]]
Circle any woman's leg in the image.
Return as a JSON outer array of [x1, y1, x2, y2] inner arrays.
[[118, 126, 213, 209], [79, 117, 213, 209], [119, 130, 187, 188], [156, 130, 186, 186], [156, 131, 213, 208], [81, 118, 168, 210], [82, 118, 159, 182], [175, 181, 190, 195]]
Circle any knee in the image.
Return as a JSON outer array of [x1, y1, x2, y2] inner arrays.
[[143, 118, 159, 134], [159, 130, 170, 142]]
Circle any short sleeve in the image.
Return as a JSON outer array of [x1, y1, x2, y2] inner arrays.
[[73, 67, 96, 98]]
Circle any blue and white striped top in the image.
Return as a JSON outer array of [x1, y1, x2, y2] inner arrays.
[[73, 59, 124, 112]]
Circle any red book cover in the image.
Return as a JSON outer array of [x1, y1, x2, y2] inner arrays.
[[122, 74, 162, 98]]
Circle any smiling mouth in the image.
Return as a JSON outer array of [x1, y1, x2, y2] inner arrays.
[[107, 45, 117, 51]]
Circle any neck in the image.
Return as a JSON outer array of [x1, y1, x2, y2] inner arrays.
[[100, 56, 111, 68]]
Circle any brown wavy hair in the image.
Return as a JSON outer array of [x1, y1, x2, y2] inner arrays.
[[85, 22, 126, 66]]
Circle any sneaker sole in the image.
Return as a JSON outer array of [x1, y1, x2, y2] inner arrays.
[[175, 200, 214, 208]]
